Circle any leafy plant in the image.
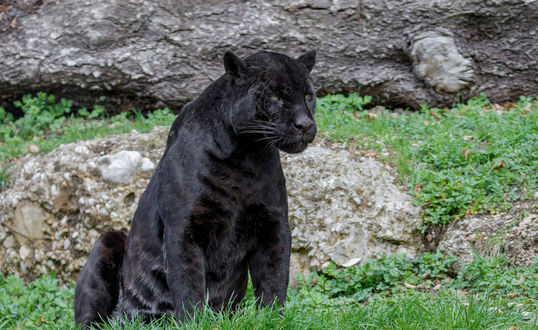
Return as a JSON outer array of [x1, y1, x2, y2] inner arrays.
[[0, 163, 11, 191], [454, 252, 538, 299], [12, 92, 72, 139], [0, 273, 73, 328], [296, 251, 458, 305], [77, 105, 105, 119]]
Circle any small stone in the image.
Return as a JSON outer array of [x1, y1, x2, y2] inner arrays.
[[141, 158, 155, 172], [74, 146, 90, 154], [20, 261, 27, 274], [92, 150, 143, 184], [2, 235, 15, 248], [19, 245, 33, 260], [27, 144, 39, 153], [12, 201, 46, 244], [342, 257, 361, 267]]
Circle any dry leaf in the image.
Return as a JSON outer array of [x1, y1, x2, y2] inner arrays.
[[457, 289, 468, 296], [502, 102, 517, 110], [494, 161, 506, 169], [359, 149, 377, 158], [40, 318, 49, 324], [1, 4, 11, 13], [367, 112, 377, 119], [430, 111, 441, 120], [491, 104, 504, 112], [507, 326, 520, 330], [404, 283, 417, 289], [462, 149, 471, 160], [414, 184, 423, 192], [10, 17, 17, 28]]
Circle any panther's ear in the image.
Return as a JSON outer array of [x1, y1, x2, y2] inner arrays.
[[297, 49, 316, 73], [223, 50, 245, 81]]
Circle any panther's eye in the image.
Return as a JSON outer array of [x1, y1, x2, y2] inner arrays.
[[271, 95, 280, 101], [305, 94, 313, 101]]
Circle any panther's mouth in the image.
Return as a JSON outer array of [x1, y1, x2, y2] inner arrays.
[[237, 120, 314, 153], [278, 141, 308, 154]]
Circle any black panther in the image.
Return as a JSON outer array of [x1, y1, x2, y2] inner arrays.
[[74, 49, 317, 327]]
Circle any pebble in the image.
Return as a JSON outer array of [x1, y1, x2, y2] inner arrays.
[[19, 245, 33, 260]]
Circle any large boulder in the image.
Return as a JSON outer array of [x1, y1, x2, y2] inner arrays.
[[438, 200, 538, 267], [0, 0, 536, 112], [0, 129, 423, 283]]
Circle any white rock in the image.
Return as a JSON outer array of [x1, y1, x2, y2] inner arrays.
[[19, 245, 33, 260], [411, 30, 474, 93], [74, 146, 90, 154], [93, 150, 143, 184], [141, 157, 155, 172], [2, 235, 15, 249]]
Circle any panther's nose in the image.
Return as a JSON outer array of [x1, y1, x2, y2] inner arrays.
[[294, 112, 317, 142]]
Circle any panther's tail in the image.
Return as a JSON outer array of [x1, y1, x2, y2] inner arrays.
[[74, 231, 126, 328]]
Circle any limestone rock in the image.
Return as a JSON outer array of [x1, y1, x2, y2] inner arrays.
[[281, 144, 423, 278], [411, 30, 474, 93], [438, 200, 537, 267], [504, 213, 538, 267], [12, 201, 46, 244], [90, 150, 143, 184], [0, 128, 423, 283]]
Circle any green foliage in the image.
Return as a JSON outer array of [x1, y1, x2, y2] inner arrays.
[[1, 253, 536, 329], [454, 253, 538, 301], [295, 251, 457, 306], [11, 92, 72, 139], [316, 93, 538, 226], [0, 93, 177, 191], [0, 163, 11, 191], [0, 273, 73, 329], [77, 105, 105, 119]]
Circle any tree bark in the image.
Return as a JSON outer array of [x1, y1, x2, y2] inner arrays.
[[0, 0, 536, 113]]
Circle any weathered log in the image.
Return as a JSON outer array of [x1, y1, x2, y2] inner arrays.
[[0, 0, 536, 113]]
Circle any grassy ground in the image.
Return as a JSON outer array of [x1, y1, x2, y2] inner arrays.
[[0, 93, 537, 328], [0, 252, 536, 329], [1, 92, 536, 226]]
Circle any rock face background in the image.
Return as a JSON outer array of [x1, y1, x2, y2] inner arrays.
[[1, 0, 537, 112], [0, 128, 423, 283], [439, 200, 538, 268]]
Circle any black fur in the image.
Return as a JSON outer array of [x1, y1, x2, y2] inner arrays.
[[74, 50, 317, 326]]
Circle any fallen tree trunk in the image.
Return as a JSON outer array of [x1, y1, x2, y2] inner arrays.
[[0, 0, 536, 112]]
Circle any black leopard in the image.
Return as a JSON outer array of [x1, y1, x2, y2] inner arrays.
[[74, 49, 317, 328]]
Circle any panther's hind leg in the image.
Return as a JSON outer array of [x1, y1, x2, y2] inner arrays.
[[74, 230, 126, 328]]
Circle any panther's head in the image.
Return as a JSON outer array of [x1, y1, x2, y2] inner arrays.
[[224, 50, 317, 154]]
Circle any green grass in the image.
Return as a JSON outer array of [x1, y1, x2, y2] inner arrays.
[[1, 92, 536, 228], [1, 253, 536, 329], [0, 93, 176, 165], [315, 93, 538, 227]]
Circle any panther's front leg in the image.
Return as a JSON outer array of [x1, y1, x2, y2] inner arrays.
[[163, 228, 206, 320], [247, 211, 291, 307]]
